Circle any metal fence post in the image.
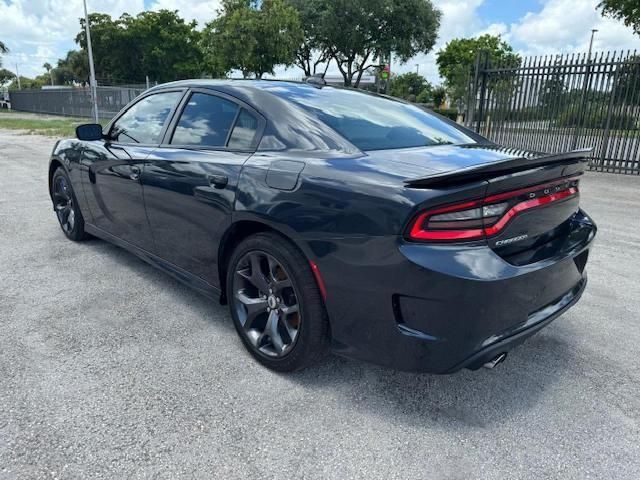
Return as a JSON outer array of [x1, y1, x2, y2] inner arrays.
[[475, 51, 490, 133], [599, 56, 620, 168], [572, 52, 595, 149], [465, 52, 483, 128]]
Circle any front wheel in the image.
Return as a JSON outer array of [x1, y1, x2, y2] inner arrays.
[[51, 167, 89, 241], [226, 232, 329, 372]]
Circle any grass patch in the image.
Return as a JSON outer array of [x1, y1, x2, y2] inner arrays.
[[0, 116, 85, 137]]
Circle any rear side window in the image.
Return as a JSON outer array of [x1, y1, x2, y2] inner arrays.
[[110, 91, 182, 144], [228, 109, 259, 149], [171, 93, 239, 147], [269, 85, 475, 151]]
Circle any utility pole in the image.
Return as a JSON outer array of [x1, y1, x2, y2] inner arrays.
[[83, 0, 99, 122], [415, 64, 420, 75], [15, 63, 21, 90]]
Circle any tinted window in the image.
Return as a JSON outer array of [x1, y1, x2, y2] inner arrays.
[[269, 85, 475, 151], [111, 91, 182, 144], [228, 109, 259, 149], [171, 93, 239, 147]]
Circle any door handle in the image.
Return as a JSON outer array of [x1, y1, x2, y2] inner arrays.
[[208, 174, 228, 189], [130, 165, 141, 181]]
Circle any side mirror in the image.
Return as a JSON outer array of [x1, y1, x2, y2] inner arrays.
[[76, 123, 104, 141]]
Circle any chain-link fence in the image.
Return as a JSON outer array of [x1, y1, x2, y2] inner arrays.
[[9, 85, 147, 120]]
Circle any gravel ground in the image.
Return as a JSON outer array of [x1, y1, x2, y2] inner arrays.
[[1, 129, 639, 479]]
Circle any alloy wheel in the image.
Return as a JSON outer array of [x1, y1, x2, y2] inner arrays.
[[232, 251, 301, 357], [53, 175, 75, 233]]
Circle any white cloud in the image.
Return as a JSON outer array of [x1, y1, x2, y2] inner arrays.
[[397, 0, 640, 83], [1, 0, 144, 77], [397, 0, 488, 82], [509, 0, 640, 56], [479, 22, 509, 39], [1, 0, 223, 77]]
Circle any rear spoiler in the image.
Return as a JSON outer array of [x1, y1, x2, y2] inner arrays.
[[404, 148, 592, 188]]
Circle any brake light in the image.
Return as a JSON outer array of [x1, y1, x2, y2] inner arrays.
[[408, 177, 580, 242]]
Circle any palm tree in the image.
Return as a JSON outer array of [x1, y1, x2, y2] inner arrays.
[[0, 41, 8, 68], [43, 62, 54, 85]]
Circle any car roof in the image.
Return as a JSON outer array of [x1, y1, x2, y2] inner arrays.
[[148, 79, 327, 95]]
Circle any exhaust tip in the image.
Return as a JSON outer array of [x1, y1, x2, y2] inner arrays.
[[483, 352, 507, 369]]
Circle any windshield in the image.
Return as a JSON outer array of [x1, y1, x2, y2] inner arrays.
[[269, 85, 476, 151]]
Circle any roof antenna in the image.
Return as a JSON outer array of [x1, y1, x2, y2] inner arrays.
[[304, 73, 326, 87]]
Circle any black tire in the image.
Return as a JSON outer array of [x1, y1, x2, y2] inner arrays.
[[51, 167, 89, 241], [226, 232, 330, 372]]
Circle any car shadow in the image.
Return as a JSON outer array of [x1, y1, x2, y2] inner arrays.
[[83, 237, 237, 334], [285, 332, 576, 428], [83, 236, 576, 427]]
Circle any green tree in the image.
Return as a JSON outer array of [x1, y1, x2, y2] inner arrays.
[[75, 10, 203, 84], [430, 85, 447, 107], [75, 13, 123, 82], [436, 34, 520, 109], [0, 68, 15, 87], [315, 0, 441, 88], [390, 72, 431, 100], [599, 0, 640, 35], [127, 10, 203, 82], [202, 0, 302, 79], [9, 76, 46, 90], [43, 62, 54, 86], [538, 73, 567, 108], [52, 50, 89, 85], [612, 55, 640, 105], [286, 0, 331, 76]]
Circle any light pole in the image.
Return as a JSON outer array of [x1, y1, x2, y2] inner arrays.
[[588, 29, 598, 60], [415, 64, 420, 75], [83, 0, 99, 122]]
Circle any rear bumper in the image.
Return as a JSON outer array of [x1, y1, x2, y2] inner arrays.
[[444, 275, 586, 372], [312, 209, 596, 373]]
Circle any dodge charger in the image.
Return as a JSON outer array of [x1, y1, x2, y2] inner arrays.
[[48, 79, 596, 372]]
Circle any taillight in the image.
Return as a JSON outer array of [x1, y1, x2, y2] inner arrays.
[[408, 177, 580, 242]]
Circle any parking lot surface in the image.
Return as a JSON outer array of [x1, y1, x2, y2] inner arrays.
[[1, 129, 639, 479]]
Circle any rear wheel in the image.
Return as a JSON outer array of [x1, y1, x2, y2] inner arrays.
[[51, 167, 89, 241], [226, 232, 329, 371]]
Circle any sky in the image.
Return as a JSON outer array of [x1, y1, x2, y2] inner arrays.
[[1, 0, 640, 82]]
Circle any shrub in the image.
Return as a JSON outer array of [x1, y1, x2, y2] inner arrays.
[[432, 108, 459, 121], [557, 105, 638, 130]]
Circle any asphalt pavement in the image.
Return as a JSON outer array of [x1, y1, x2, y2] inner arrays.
[[1, 129, 639, 479]]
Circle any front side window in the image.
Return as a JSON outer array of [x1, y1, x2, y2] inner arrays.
[[171, 93, 241, 147], [268, 85, 476, 151], [110, 91, 182, 144]]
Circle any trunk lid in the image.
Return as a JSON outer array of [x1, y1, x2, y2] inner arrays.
[[389, 144, 589, 262]]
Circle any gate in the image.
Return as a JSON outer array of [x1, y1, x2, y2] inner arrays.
[[466, 50, 640, 174]]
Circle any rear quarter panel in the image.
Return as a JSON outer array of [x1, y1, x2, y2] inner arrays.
[[234, 151, 488, 241]]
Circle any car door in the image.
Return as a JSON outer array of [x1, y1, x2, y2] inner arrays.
[[141, 89, 265, 286], [81, 89, 185, 249]]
